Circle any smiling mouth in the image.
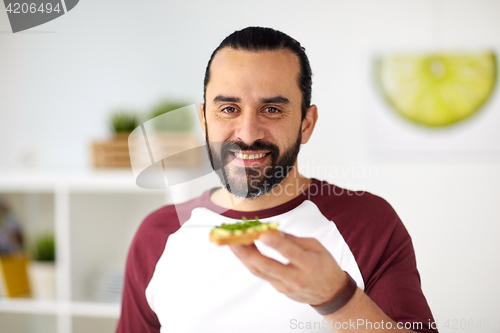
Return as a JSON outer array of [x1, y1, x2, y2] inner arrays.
[[229, 151, 270, 160]]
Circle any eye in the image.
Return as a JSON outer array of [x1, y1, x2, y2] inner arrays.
[[265, 107, 281, 114], [221, 106, 237, 114]]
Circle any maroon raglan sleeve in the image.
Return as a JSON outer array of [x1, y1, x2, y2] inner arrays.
[[116, 205, 181, 333], [360, 202, 437, 333], [312, 182, 438, 333]]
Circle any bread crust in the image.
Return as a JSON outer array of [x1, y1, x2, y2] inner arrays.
[[210, 228, 280, 246]]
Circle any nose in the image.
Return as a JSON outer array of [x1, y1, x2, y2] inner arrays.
[[234, 111, 265, 145]]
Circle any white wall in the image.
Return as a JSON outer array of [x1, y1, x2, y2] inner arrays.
[[1, 0, 499, 331]]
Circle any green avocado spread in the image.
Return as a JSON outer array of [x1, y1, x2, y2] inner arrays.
[[211, 217, 278, 237]]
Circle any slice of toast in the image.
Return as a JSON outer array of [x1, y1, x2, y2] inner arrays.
[[210, 219, 279, 246]]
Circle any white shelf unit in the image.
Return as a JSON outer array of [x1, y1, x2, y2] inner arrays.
[[0, 170, 172, 333]]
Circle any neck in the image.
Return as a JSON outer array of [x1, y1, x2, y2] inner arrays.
[[210, 164, 312, 212]]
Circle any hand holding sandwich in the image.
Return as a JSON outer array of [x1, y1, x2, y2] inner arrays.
[[229, 232, 416, 332], [229, 232, 348, 306]]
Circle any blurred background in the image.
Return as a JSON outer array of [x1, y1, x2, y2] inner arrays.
[[1, 0, 499, 332]]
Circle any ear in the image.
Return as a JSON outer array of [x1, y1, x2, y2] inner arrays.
[[300, 104, 318, 144], [199, 103, 207, 139]]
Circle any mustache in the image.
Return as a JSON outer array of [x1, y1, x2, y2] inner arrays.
[[222, 140, 280, 153]]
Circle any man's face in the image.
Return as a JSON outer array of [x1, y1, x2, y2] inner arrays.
[[202, 48, 306, 198]]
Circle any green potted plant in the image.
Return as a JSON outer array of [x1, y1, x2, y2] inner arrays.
[[29, 233, 56, 300], [92, 109, 139, 168], [148, 100, 193, 132], [144, 100, 201, 168], [109, 109, 139, 135]]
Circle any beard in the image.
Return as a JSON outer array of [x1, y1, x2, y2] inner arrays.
[[206, 130, 302, 199]]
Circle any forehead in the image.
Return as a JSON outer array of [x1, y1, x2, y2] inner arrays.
[[206, 47, 302, 102]]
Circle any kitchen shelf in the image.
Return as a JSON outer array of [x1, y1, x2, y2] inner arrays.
[[0, 170, 191, 333]]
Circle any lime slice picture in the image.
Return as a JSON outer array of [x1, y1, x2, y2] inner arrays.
[[374, 51, 497, 127]]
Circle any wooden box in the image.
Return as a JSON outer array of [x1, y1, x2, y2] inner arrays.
[[92, 132, 201, 169]]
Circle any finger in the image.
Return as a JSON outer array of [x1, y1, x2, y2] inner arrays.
[[279, 234, 342, 273], [230, 244, 308, 295], [229, 244, 292, 281], [233, 257, 289, 295], [258, 233, 314, 268], [279, 233, 324, 252], [268, 278, 292, 295]]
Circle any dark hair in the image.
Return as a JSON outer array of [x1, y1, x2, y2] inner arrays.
[[203, 27, 312, 120]]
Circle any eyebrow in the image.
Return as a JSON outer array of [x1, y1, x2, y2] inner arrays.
[[213, 95, 241, 103], [212, 95, 290, 104], [260, 96, 289, 104]]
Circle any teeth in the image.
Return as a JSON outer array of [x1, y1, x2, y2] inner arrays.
[[235, 153, 266, 160]]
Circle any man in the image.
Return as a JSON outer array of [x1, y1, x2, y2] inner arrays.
[[117, 27, 437, 332]]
